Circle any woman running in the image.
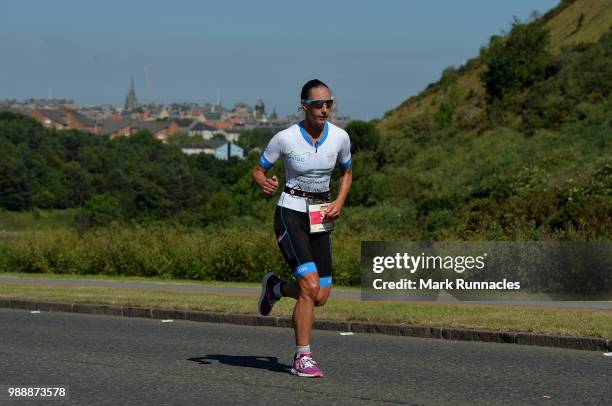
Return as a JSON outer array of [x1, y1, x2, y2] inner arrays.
[[252, 79, 352, 378]]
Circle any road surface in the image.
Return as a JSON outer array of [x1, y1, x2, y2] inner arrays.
[[1, 308, 610, 405]]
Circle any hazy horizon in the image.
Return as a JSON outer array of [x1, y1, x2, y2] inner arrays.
[[1, 0, 560, 120]]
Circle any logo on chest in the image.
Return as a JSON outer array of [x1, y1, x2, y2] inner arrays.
[[287, 150, 312, 163]]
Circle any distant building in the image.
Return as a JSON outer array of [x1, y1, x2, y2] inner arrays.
[[188, 122, 218, 140], [30, 107, 97, 132], [97, 119, 179, 141], [130, 120, 180, 141], [64, 109, 96, 131], [231, 102, 255, 125], [269, 108, 278, 121], [201, 103, 225, 121], [167, 102, 200, 119], [4, 90, 354, 137], [178, 139, 243, 160], [24, 98, 75, 111], [254, 99, 266, 119], [0, 105, 26, 115], [30, 109, 68, 130], [97, 119, 133, 137], [179, 144, 216, 156], [124, 76, 138, 111], [224, 130, 240, 142], [172, 118, 198, 132]]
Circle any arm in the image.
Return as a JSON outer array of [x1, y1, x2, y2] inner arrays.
[[323, 167, 352, 220], [252, 164, 279, 196], [253, 131, 282, 195]]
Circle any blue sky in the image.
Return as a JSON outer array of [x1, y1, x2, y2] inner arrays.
[[0, 0, 560, 119]]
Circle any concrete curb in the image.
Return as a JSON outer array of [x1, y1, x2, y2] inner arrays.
[[2, 298, 609, 352]]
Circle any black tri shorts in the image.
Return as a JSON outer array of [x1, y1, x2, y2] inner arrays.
[[274, 205, 332, 287]]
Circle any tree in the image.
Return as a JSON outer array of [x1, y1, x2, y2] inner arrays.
[[434, 103, 454, 128], [0, 139, 33, 210], [61, 161, 94, 207], [482, 18, 551, 100], [236, 128, 273, 152], [78, 193, 123, 228], [345, 120, 380, 153], [200, 191, 239, 226]]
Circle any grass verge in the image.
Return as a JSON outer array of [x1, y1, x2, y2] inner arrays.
[[1, 283, 610, 338], [0, 272, 359, 292]]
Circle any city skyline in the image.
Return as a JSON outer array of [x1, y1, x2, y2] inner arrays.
[[1, 1, 560, 119]]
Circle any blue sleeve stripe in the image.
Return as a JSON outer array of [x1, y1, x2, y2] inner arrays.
[[259, 154, 273, 169], [319, 276, 332, 288], [339, 159, 352, 171], [294, 261, 317, 278]]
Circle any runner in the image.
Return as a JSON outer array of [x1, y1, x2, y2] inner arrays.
[[252, 79, 352, 378]]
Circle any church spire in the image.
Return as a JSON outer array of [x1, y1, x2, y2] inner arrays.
[[124, 75, 138, 111]]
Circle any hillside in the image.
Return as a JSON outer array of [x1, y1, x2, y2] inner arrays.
[[344, 0, 612, 241], [379, 0, 612, 132]]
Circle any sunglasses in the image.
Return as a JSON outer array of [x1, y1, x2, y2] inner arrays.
[[303, 98, 334, 109]]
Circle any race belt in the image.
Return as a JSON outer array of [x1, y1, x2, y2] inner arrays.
[[284, 186, 330, 201]]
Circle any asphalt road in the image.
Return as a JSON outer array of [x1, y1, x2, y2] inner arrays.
[[2, 275, 611, 310], [1, 308, 610, 405]]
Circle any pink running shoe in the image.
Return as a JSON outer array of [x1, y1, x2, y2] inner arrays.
[[258, 272, 281, 316], [291, 352, 323, 378]]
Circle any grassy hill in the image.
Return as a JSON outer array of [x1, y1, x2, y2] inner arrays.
[[380, 0, 612, 133], [547, 0, 612, 51], [352, 0, 612, 241]]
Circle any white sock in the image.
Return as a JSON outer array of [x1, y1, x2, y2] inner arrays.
[[273, 282, 283, 299], [296, 345, 311, 357]]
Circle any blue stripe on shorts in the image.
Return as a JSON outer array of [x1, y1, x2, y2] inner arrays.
[[319, 276, 332, 288], [294, 261, 317, 278]]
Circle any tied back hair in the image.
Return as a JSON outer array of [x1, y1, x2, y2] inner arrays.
[[298, 79, 330, 112]]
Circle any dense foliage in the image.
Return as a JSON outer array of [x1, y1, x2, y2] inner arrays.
[[1, 20, 610, 285], [235, 128, 274, 153], [482, 18, 552, 101], [0, 114, 271, 228]]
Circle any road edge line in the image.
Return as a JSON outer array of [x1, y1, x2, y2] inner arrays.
[[1, 298, 608, 352]]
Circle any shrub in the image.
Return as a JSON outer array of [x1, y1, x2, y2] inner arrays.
[[482, 18, 551, 100], [345, 120, 380, 153], [78, 193, 123, 228], [434, 103, 454, 128]]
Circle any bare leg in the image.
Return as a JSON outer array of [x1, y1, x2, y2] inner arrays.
[[282, 276, 332, 346], [315, 287, 331, 307], [286, 273, 318, 346]]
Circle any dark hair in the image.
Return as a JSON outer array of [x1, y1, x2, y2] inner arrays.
[[300, 79, 329, 100]]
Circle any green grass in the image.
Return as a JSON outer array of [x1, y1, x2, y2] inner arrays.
[[1, 283, 610, 338], [0, 271, 360, 292], [546, 0, 612, 52], [0, 208, 79, 231]]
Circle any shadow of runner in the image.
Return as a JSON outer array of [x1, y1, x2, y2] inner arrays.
[[188, 354, 291, 373]]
